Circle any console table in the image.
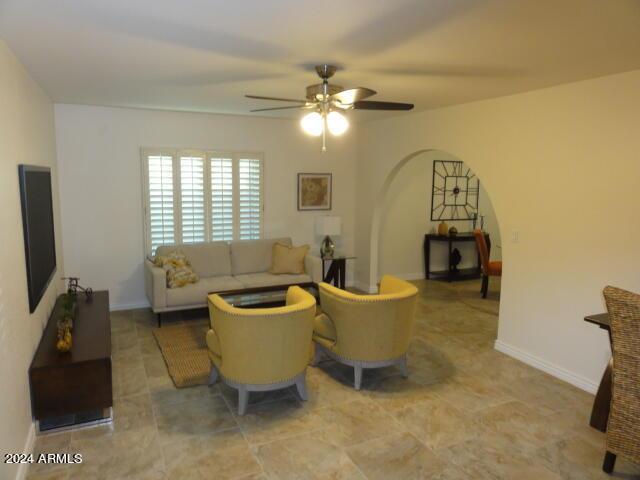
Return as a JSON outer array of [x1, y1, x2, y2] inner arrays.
[[29, 290, 112, 432], [423, 232, 490, 282]]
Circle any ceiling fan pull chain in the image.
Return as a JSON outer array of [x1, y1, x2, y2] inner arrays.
[[322, 117, 327, 153]]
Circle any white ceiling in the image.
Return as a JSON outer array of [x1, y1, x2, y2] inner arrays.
[[1, 0, 640, 120]]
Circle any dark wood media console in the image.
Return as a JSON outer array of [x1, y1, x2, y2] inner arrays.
[[29, 290, 112, 431]]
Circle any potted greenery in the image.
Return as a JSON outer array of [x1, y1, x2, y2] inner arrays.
[[56, 291, 77, 353]]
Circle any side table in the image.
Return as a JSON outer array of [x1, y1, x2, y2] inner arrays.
[[320, 254, 356, 289]]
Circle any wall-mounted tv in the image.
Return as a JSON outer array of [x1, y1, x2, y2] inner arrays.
[[18, 165, 57, 313]]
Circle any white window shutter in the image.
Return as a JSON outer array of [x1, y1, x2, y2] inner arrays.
[[142, 149, 263, 254], [146, 153, 176, 254], [179, 154, 206, 243], [238, 157, 262, 240], [210, 156, 234, 241]]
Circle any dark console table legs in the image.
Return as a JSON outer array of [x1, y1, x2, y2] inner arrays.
[[424, 233, 489, 282]]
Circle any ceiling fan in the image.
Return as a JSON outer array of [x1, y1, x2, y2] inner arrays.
[[246, 65, 414, 152]]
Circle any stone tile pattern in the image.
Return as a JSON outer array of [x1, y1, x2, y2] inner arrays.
[[27, 279, 640, 479]]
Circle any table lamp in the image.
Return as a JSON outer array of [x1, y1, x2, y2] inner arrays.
[[315, 216, 341, 258]]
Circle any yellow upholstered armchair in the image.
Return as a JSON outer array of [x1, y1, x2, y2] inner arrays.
[[313, 275, 418, 390], [206, 286, 316, 415]]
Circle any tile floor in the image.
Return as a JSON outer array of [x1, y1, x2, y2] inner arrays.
[[27, 278, 640, 479]]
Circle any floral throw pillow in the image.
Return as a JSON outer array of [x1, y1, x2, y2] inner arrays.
[[153, 251, 199, 288]]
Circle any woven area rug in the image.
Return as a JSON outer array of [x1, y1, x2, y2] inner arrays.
[[153, 320, 211, 388]]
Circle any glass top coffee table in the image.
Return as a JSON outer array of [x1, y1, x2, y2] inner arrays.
[[216, 283, 319, 308]]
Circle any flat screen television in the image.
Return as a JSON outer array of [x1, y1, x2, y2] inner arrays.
[[18, 165, 57, 313]]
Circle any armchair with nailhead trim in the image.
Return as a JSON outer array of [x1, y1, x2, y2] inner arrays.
[[206, 286, 316, 415], [312, 275, 418, 390]]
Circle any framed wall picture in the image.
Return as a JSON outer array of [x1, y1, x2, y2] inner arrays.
[[297, 173, 332, 210]]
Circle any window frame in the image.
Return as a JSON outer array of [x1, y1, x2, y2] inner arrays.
[[141, 148, 264, 256]]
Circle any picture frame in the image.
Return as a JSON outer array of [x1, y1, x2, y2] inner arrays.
[[297, 173, 332, 210]]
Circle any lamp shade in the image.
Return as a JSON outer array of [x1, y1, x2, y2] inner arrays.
[[315, 216, 341, 236]]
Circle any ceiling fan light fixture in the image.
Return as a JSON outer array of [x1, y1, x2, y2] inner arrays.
[[301, 111, 323, 136], [250, 65, 412, 150], [326, 110, 349, 136]]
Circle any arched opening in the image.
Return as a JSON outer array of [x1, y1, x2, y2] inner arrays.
[[370, 148, 503, 346]]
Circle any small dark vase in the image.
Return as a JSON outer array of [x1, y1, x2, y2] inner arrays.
[[448, 226, 458, 237], [451, 248, 462, 271]]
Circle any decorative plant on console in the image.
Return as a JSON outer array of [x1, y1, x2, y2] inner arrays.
[[55, 278, 93, 352], [56, 291, 76, 353]]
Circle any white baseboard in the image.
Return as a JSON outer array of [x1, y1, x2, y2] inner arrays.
[[494, 340, 598, 394], [15, 422, 35, 480], [387, 272, 424, 282], [110, 300, 150, 311]]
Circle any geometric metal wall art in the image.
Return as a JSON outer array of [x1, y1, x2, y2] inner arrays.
[[430, 160, 479, 221]]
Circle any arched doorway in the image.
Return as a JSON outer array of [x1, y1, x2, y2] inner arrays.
[[369, 148, 502, 312]]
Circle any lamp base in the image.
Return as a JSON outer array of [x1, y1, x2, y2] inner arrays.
[[320, 236, 335, 258]]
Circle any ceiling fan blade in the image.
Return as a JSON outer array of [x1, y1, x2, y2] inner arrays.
[[353, 100, 414, 111], [246, 95, 307, 103], [330, 87, 377, 105], [250, 105, 306, 112]]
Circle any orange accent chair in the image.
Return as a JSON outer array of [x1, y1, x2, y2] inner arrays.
[[473, 229, 502, 298]]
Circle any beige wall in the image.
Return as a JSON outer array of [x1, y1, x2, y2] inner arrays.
[[378, 150, 501, 282], [356, 69, 640, 391], [0, 41, 64, 480], [54, 105, 358, 309]]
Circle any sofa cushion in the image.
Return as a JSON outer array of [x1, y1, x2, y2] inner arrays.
[[166, 276, 243, 307], [156, 242, 231, 278], [235, 272, 312, 289], [230, 238, 292, 275], [270, 243, 310, 274]]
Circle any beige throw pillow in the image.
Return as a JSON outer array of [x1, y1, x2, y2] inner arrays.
[[270, 243, 310, 275]]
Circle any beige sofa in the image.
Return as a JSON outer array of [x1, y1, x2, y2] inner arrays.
[[145, 237, 322, 315]]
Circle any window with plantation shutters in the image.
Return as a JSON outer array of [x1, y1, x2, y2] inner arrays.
[[210, 157, 234, 241], [238, 158, 262, 240], [180, 154, 206, 243], [142, 149, 263, 255], [145, 153, 175, 254]]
